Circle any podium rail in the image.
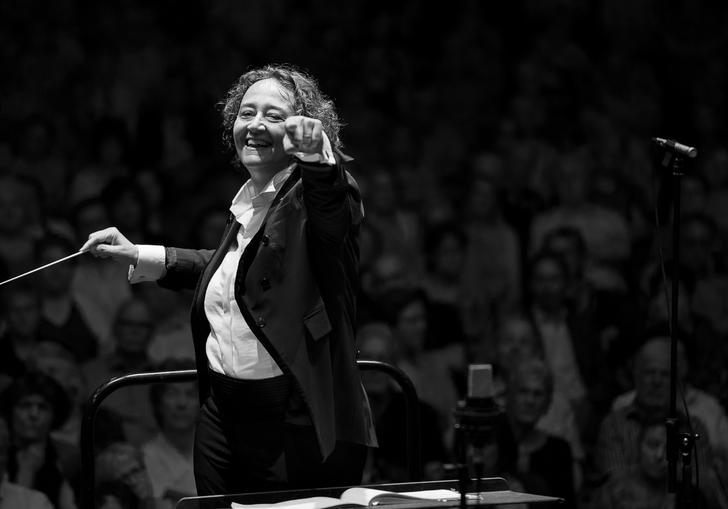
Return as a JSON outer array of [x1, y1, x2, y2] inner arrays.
[[80, 360, 422, 509]]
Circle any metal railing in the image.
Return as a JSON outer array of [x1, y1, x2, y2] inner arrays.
[[80, 360, 421, 509]]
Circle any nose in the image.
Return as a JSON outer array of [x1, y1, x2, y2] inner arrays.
[[247, 113, 266, 132]]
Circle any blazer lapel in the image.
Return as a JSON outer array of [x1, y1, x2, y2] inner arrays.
[[191, 213, 241, 323]]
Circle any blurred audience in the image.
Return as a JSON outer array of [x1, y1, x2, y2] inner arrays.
[[1, 2, 728, 505], [0, 372, 77, 509], [141, 358, 198, 507]]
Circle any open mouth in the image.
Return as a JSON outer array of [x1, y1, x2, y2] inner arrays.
[[246, 138, 272, 148]]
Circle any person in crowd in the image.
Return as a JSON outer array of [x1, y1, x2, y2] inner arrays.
[[529, 147, 632, 293], [101, 176, 155, 244], [81, 64, 377, 495], [82, 297, 159, 446], [0, 415, 53, 509], [419, 222, 470, 349], [502, 357, 576, 507], [490, 313, 584, 484], [591, 420, 727, 509], [0, 283, 62, 390], [461, 175, 522, 319], [68, 116, 133, 207], [358, 168, 423, 273], [0, 372, 77, 509], [525, 250, 616, 446], [593, 336, 726, 492], [95, 442, 157, 509], [378, 287, 465, 451], [70, 197, 132, 353], [0, 174, 38, 276], [31, 340, 125, 454], [34, 233, 99, 362], [541, 226, 645, 393], [358, 251, 416, 327], [141, 358, 198, 507], [357, 322, 448, 483], [10, 115, 69, 217], [134, 282, 195, 363], [609, 333, 728, 484]]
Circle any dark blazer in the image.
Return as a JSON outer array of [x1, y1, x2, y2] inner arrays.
[[158, 156, 376, 458]]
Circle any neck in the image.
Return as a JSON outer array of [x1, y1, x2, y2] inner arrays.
[[247, 165, 285, 192], [163, 427, 195, 456]]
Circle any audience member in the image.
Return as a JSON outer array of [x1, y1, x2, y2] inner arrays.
[[502, 357, 576, 507], [461, 175, 522, 319], [134, 283, 194, 363], [357, 322, 447, 482], [0, 372, 77, 509], [34, 234, 99, 362], [0, 283, 63, 388], [95, 442, 157, 509], [593, 337, 725, 493], [591, 421, 726, 509], [141, 358, 198, 507], [379, 287, 465, 450], [525, 251, 615, 446], [70, 197, 132, 352], [0, 415, 53, 509], [83, 297, 159, 446]]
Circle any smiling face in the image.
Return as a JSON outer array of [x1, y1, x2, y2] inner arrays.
[[233, 78, 296, 178]]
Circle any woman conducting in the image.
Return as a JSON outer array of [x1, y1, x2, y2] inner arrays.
[[82, 64, 377, 495]]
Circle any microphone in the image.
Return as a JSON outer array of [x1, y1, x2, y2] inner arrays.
[[651, 137, 698, 159]]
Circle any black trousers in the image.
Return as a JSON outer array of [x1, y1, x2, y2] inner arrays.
[[194, 370, 367, 496]]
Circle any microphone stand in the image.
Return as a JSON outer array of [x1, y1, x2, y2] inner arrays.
[[659, 149, 699, 509], [453, 396, 501, 509]]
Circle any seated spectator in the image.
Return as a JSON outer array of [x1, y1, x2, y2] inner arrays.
[[134, 283, 194, 363], [0, 283, 63, 389], [591, 421, 726, 509], [34, 233, 99, 362], [357, 322, 448, 482], [0, 372, 77, 509], [95, 442, 157, 509], [420, 222, 469, 349], [0, 415, 53, 509], [31, 341, 124, 453], [358, 252, 416, 327], [525, 250, 616, 446], [502, 357, 576, 507], [70, 197, 132, 353], [593, 337, 725, 492], [358, 169, 423, 272], [0, 174, 38, 276], [490, 314, 584, 479], [68, 117, 133, 207], [609, 335, 728, 484], [83, 297, 159, 446], [529, 148, 631, 293], [461, 175, 522, 320], [141, 358, 198, 507], [378, 287, 465, 451]]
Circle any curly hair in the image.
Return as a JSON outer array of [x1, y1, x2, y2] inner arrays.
[[219, 64, 343, 161]]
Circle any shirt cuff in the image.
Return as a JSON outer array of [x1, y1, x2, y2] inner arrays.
[[295, 131, 336, 166], [128, 245, 167, 283]]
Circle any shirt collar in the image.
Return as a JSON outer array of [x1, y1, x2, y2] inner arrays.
[[230, 165, 294, 223]]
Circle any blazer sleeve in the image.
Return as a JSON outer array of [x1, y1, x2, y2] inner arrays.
[[157, 247, 215, 291], [299, 155, 363, 246]]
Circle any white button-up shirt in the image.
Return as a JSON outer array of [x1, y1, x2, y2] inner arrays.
[[130, 135, 336, 379]]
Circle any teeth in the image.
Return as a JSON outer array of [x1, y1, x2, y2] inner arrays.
[[247, 140, 270, 147]]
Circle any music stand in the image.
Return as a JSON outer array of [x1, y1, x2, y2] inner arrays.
[[175, 477, 562, 509]]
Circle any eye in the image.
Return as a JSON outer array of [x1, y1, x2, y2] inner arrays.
[[238, 109, 254, 118], [266, 112, 284, 122]]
